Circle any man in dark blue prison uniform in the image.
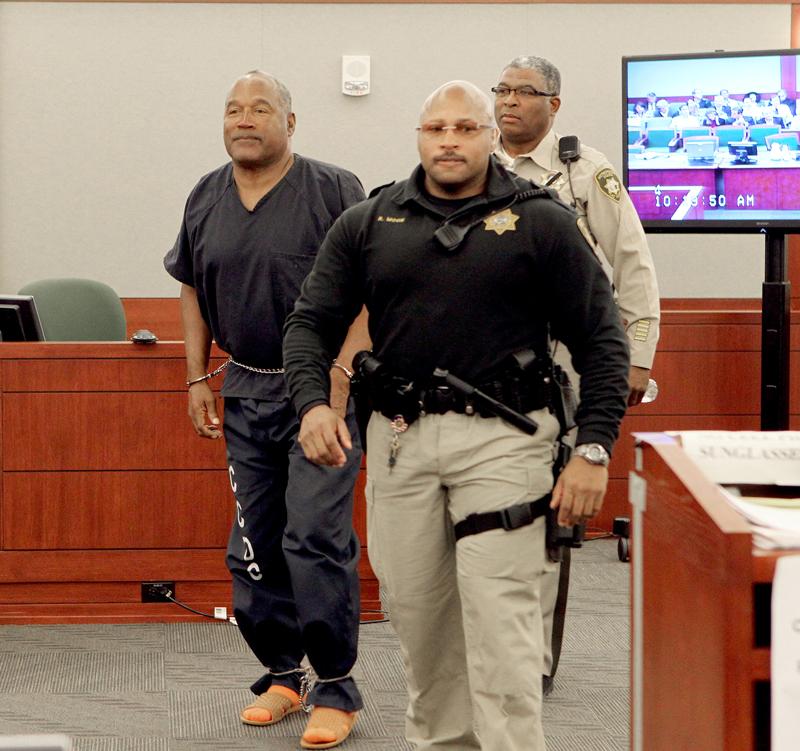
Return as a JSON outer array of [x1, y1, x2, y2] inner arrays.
[[163, 70, 369, 750]]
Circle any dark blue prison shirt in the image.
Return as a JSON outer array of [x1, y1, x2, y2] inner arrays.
[[164, 155, 365, 399]]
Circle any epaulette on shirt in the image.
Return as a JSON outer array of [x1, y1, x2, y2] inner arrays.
[[368, 181, 395, 199]]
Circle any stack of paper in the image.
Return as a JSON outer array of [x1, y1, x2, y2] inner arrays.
[[719, 488, 800, 549], [672, 431, 800, 550]]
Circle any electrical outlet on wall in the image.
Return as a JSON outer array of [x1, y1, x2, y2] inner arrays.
[[141, 581, 175, 602]]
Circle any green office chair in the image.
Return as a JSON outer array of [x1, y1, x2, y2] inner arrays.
[[17, 278, 127, 341], [748, 124, 780, 146], [714, 126, 746, 146], [680, 127, 711, 139], [764, 132, 800, 151], [644, 128, 676, 148]]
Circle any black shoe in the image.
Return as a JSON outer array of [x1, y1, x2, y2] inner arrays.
[[542, 675, 554, 697]]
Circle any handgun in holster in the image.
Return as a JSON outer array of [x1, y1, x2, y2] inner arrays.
[[478, 349, 585, 557], [546, 361, 585, 561]]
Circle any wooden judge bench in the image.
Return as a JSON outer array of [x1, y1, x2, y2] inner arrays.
[[0, 340, 376, 623], [630, 436, 800, 751]]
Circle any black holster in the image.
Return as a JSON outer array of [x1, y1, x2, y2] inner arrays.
[[350, 354, 419, 453], [546, 362, 584, 560]]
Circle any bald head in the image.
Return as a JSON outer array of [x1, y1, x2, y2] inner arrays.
[[419, 80, 494, 125], [417, 80, 498, 200], [227, 70, 292, 114]]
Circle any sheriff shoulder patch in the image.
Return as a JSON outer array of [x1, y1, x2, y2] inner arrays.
[[595, 168, 622, 202]]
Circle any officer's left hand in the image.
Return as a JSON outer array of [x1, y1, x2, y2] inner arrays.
[[628, 365, 650, 407], [551, 456, 608, 526], [298, 404, 353, 467]]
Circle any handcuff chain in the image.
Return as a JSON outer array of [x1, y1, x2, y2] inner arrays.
[[208, 360, 230, 378], [300, 671, 352, 712], [228, 356, 285, 375], [298, 670, 313, 713], [263, 666, 313, 713], [185, 359, 230, 387]]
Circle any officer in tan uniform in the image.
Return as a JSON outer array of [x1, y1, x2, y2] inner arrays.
[[492, 55, 660, 693]]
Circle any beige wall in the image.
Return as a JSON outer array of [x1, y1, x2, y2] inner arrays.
[[0, 2, 791, 297]]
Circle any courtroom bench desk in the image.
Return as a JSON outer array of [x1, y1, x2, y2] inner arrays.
[[633, 438, 799, 751], [0, 342, 376, 624]]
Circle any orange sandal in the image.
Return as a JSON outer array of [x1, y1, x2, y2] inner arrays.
[[239, 685, 302, 726], [300, 706, 358, 749]]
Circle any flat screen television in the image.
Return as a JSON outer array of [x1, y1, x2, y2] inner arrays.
[[0, 295, 46, 342], [622, 48, 800, 232]]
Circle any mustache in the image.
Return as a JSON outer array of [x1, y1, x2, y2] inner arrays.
[[434, 152, 466, 163]]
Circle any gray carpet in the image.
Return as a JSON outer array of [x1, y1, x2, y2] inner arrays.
[[0, 540, 629, 750]]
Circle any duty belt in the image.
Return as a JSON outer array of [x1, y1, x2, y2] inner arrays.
[[365, 375, 550, 425], [350, 350, 555, 448], [418, 378, 548, 418]]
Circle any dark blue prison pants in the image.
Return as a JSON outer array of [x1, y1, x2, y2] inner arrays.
[[223, 396, 363, 711]]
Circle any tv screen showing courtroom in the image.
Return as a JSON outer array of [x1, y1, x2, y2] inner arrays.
[[622, 49, 800, 232]]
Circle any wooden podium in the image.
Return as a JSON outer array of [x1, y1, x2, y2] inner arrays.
[[0, 342, 377, 623], [630, 435, 799, 751]]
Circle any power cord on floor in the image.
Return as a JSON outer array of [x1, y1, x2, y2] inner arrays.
[[152, 587, 238, 624], [151, 585, 390, 625]]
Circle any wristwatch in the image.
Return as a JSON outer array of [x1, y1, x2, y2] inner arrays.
[[574, 443, 610, 467]]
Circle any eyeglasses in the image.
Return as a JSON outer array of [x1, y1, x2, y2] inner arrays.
[[416, 122, 495, 138], [491, 85, 557, 99]]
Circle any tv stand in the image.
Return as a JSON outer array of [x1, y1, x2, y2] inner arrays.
[[761, 231, 791, 429]]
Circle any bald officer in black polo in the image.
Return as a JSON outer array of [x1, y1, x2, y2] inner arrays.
[[283, 80, 629, 751]]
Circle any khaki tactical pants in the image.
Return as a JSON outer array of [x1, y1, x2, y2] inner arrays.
[[366, 408, 558, 751]]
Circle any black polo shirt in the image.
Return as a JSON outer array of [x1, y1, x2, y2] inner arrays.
[[283, 160, 629, 453], [164, 155, 364, 399]]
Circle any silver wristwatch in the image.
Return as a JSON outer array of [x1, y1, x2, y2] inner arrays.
[[574, 443, 610, 467]]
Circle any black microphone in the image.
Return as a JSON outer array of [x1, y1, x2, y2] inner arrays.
[[558, 135, 581, 162]]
